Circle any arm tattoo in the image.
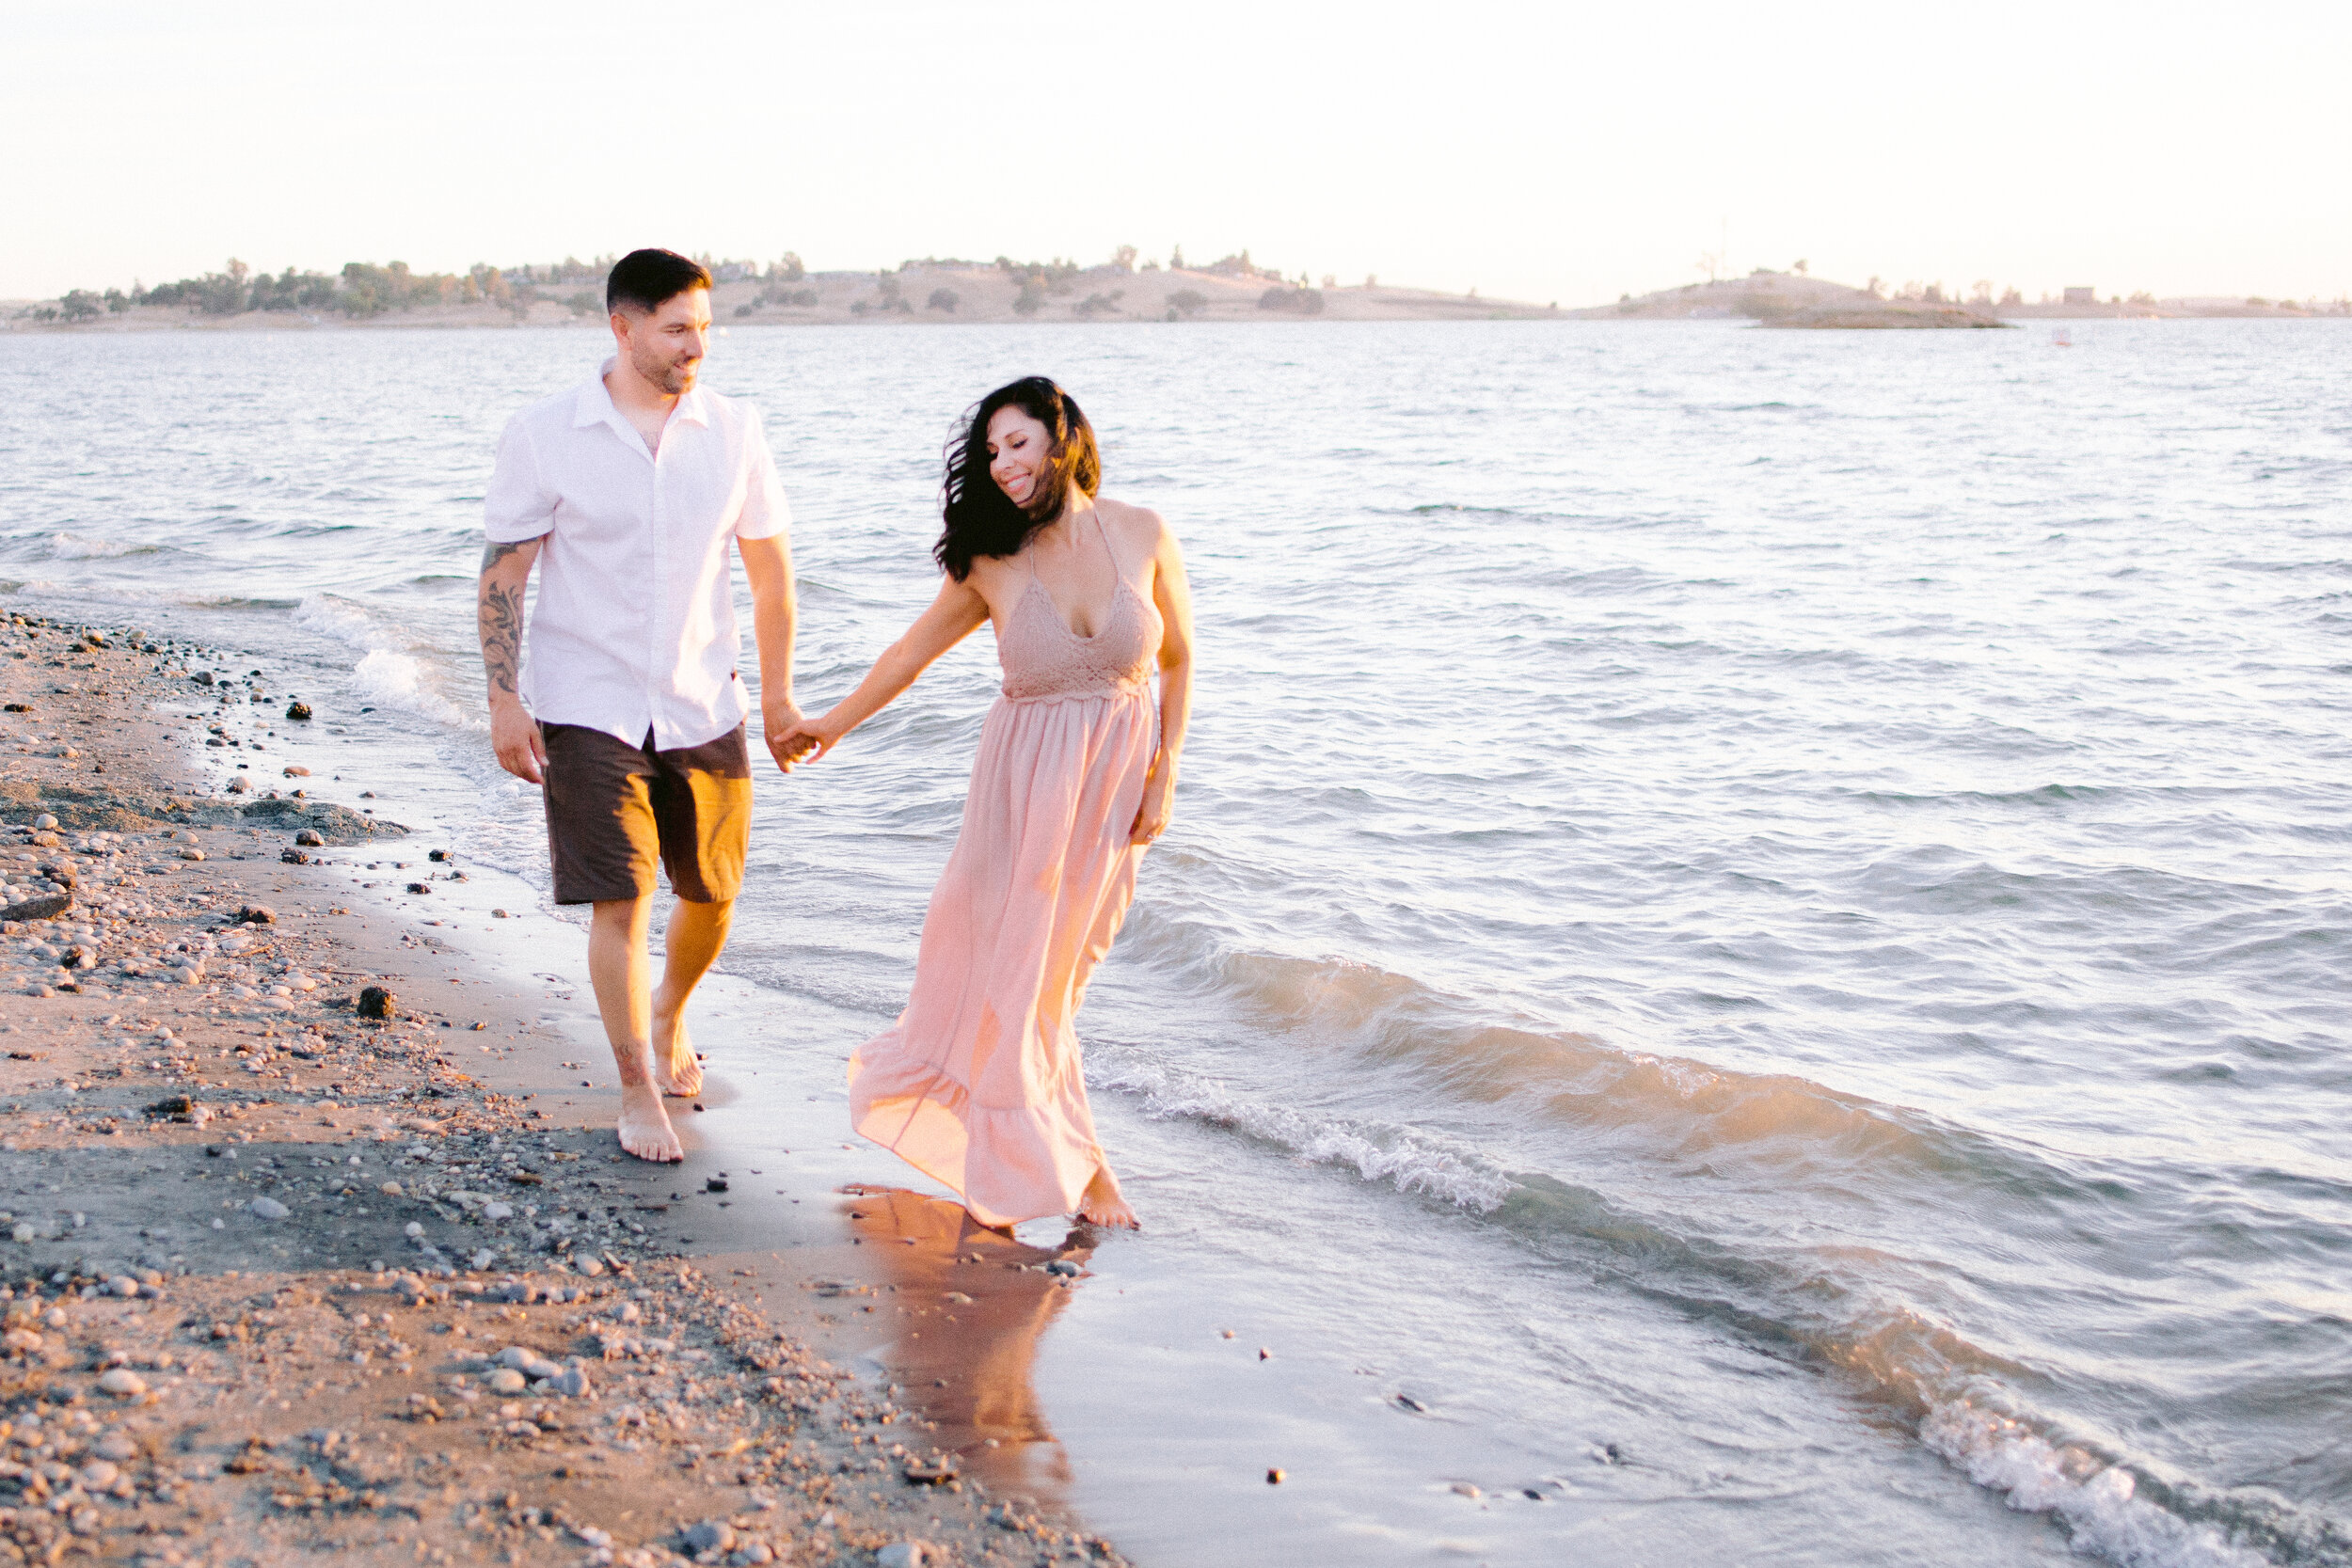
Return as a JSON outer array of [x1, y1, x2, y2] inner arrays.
[[481, 540, 532, 571], [479, 581, 526, 697]]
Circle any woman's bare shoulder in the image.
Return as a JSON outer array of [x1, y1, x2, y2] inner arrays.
[[1096, 495, 1173, 550]]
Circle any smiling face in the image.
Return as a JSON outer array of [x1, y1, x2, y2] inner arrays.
[[987, 404, 1055, 511], [612, 287, 711, 396]]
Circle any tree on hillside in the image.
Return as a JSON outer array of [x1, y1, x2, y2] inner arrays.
[[927, 289, 959, 312], [1169, 245, 1185, 271], [1111, 245, 1137, 272], [1166, 290, 1205, 318]]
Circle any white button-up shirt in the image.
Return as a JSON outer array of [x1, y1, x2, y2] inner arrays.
[[483, 362, 788, 751]]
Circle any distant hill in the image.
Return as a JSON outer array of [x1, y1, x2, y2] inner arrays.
[[4, 254, 1559, 332], [1573, 273, 2008, 328]]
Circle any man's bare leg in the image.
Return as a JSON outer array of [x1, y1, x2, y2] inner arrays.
[[1077, 1163, 1139, 1229], [588, 895, 681, 1163], [651, 896, 732, 1097]]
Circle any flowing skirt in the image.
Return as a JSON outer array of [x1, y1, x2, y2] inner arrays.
[[849, 688, 1156, 1227]]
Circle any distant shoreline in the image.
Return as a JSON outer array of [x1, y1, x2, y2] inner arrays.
[[4, 259, 1560, 333], [8, 259, 2340, 334]]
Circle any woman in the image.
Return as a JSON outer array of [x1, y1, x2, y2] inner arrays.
[[779, 377, 1194, 1230]]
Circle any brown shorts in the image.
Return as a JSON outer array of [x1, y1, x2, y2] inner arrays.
[[540, 722, 752, 906]]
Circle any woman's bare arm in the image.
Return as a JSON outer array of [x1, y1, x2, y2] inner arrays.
[[1132, 515, 1194, 845], [779, 573, 992, 761]]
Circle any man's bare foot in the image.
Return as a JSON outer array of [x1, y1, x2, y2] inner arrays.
[[617, 1081, 683, 1163], [651, 991, 703, 1097], [1077, 1165, 1138, 1229]]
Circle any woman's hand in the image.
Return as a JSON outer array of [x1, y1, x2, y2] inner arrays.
[[1130, 764, 1175, 846], [773, 710, 850, 766]]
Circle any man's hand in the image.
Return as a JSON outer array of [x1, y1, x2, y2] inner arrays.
[[762, 699, 818, 773], [491, 702, 547, 784]]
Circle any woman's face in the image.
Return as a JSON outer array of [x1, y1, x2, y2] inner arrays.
[[987, 405, 1054, 509]]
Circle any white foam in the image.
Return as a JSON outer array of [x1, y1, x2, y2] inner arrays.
[[295, 594, 472, 727], [1095, 1055, 1517, 1212], [1922, 1402, 2272, 1568]]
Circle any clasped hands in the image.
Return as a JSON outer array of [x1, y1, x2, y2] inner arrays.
[[762, 702, 839, 773]]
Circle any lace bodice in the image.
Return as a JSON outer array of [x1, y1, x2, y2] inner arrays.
[[996, 518, 1162, 702]]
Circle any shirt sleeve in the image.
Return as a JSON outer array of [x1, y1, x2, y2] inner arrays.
[[483, 415, 555, 543], [733, 407, 791, 542]]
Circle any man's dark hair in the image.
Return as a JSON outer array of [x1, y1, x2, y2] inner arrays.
[[607, 248, 713, 315]]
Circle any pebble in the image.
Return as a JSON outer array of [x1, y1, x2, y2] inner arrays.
[[1265, 1467, 1284, 1485], [1451, 1481, 1481, 1498], [180, 847, 205, 862], [294, 829, 325, 847], [108, 1275, 139, 1298], [225, 777, 251, 795], [77, 1460, 119, 1489], [483, 1201, 515, 1221], [876, 1548, 932, 1568], [684, 1521, 736, 1555], [549, 1364, 590, 1398], [470, 1247, 495, 1270], [234, 904, 276, 925], [487, 1368, 527, 1394], [358, 985, 396, 1021], [379, 1181, 403, 1197], [93, 1434, 137, 1461], [281, 765, 310, 778], [404, 1221, 424, 1238], [97, 1369, 147, 1397], [33, 814, 56, 830], [248, 1197, 290, 1220], [285, 701, 312, 721]]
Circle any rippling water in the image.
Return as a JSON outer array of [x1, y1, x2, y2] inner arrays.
[[5, 319, 2348, 1566]]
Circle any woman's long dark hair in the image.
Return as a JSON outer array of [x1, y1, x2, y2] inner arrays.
[[935, 377, 1102, 581]]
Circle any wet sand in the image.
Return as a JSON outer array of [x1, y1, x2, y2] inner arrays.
[[0, 613, 1125, 1567]]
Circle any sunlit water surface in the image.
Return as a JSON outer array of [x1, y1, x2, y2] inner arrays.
[[5, 318, 2348, 1567]]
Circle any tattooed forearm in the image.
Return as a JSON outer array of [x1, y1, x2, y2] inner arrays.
[[479, 582, 525, 697], [482, 540, 532, 571]]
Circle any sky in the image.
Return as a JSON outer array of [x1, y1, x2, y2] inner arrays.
[[5, 0, 2347, 306]]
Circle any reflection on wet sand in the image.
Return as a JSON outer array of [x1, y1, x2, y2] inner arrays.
[[838, 1185, 1099, 1498]]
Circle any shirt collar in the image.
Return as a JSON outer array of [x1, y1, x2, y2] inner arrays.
[[574, 358, 710, 434]]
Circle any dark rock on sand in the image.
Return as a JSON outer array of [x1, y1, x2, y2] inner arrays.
[[230, 796, 406, 843], [231, 904, 276, 925], [285, 701, 312, 721], [358, 985, 397, 1021], [0, 892, 72, 923]]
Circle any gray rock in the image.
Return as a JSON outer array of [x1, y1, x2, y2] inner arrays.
[[682, 1520, 735, 1555], [247, 1197, 289, 1221], [0, 893, 71, 923], [549, 1364, 590, 1398], [224, 777, 252, 795], [877, 1544, 933, 1568], [231, 797, 405, 844], [96, 1369, 146, 1398], [486, 1368, 526, 1395]]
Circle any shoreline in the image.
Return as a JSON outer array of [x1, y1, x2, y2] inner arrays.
[[0, 610, 1127, 1567]]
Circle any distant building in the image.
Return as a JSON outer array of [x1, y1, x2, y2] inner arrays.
[[2062, 286, 2097, 306]]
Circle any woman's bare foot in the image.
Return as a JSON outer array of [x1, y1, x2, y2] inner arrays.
[[651, 990, 704, 1097], [617, 1081, 683, 1163], [1077, 1165, 1138, 1229]]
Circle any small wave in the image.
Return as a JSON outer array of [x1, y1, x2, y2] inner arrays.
[[295, 594, 469, 726], [1923, 1402, 2281, 1568], [1092, 1053, 1517, 1212], [42, 533, 162, 562]]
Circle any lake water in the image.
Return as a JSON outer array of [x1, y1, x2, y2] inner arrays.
[[4, 317, 2348, 1567]]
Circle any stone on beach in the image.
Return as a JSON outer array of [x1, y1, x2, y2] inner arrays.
[[294, 828, 325, 846], [248, 1196, 289, 1220], [683, 1520, 736, 1555], [486, 1368, 527, 1394], [877, 1542, 934, 1567], [358, 984, 396, 1020], [97, 1368, 147, 1397]]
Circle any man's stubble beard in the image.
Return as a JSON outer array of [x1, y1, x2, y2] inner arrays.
[[635, 343, 697, 396]]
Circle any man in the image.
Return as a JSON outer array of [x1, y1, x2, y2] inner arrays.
[[477, 246, 805, 1164]]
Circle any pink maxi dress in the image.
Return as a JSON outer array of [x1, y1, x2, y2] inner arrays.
[[849, 515, 1164, 1227]]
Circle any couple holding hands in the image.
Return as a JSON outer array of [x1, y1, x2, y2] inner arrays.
[[476, 248, 1193, 1231]]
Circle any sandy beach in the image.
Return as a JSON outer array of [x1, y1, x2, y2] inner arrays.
[[0, 615, 1126, 1568]]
